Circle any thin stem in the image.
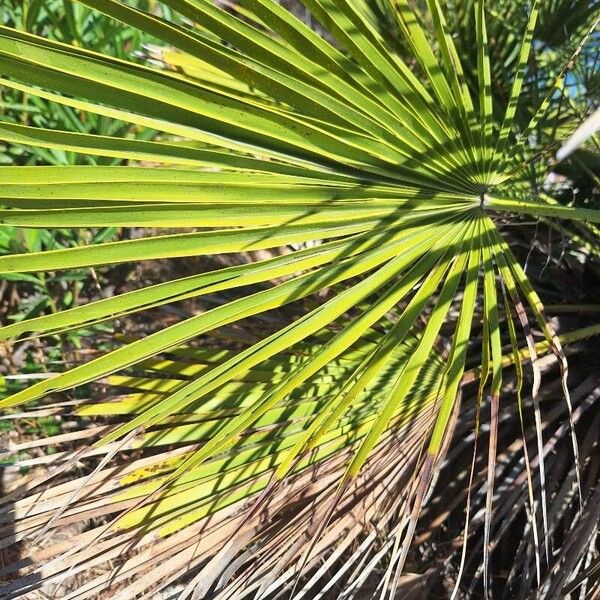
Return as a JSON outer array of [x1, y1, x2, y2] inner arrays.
[[487, 196, 600, 222]]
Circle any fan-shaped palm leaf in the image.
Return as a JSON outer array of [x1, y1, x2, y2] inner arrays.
[[0, 0, 598, 598]]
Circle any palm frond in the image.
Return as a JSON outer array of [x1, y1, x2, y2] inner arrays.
[[0, 0, 598, 597]]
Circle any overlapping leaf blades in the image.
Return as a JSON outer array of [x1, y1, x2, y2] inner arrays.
[[0, 0, 599, 598]]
